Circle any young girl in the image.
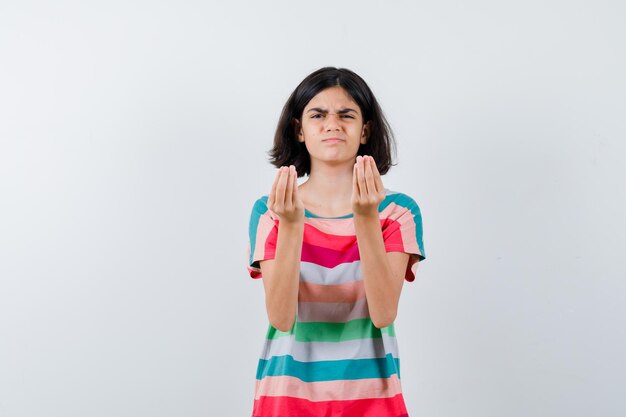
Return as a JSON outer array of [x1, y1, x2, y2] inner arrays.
[[247, 67, 426, 417]]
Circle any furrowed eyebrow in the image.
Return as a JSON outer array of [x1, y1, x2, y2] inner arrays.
[[306, 107, 358, 114]]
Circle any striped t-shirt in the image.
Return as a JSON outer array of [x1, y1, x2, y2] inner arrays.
[[246, 189, 426, 417]]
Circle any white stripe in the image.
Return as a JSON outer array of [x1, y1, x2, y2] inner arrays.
[[299, 260, 362, 285], [259, 333, 399, 362]]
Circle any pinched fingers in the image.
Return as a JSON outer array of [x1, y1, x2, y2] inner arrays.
[[370, 157, 385, 195], [354, 155, 378, 198], [352, 155, 385, 214], [268, 165, 303, 223], [365, 156, 385, 200], [363, 156, 378, 196], [274, 167, 289, 210]]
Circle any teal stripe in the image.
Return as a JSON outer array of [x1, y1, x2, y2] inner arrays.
[[248, 197, 270, 267], [256, 353, 401, 382], [266, 318, 396, 342]]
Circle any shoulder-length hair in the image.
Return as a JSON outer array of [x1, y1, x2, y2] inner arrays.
[[268, 67, 397, 176]]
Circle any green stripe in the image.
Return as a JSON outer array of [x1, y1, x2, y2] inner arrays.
[[266, 318, 395, 342]]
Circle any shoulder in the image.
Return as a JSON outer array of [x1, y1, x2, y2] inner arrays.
[[251, 195, 270, 213], [380, 188, 422, 215], [249, 195, 280, 221]]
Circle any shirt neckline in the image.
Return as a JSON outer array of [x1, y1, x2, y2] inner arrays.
[[304, 208, 354, 219]]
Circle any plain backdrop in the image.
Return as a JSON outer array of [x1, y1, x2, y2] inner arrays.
[[1, 1, 625, 416]]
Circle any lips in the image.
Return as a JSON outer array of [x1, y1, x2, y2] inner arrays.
[[323, 138, 344, 143]]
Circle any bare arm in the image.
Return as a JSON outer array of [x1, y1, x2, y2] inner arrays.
[[352, 155, 412, 328], [260, 221, 303, 331], [260, 165, 304, 332], [354, 213, 410, 328]]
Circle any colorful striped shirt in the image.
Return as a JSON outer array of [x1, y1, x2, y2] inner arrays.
[[246, 189, 426, 417]]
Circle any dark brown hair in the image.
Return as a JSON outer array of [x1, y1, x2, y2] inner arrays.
[[268, 67, 397, 176]]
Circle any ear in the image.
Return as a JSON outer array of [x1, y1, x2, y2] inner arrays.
[[360, 121, 371, 144], [293, 118, 304, 142]]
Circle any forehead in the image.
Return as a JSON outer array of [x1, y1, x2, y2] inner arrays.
[[304, 86, 360, 112]]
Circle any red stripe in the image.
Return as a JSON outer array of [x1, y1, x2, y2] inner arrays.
[[252, 393, 408, 417], [301, 241, 360, 268], [258, 218, 407, 273], [381, 218, 403, 247], [263, 226, 278, 258], [303, 223, 356, 251], [303, 219, 403, 251]]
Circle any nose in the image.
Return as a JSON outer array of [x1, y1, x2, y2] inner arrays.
[[324, 114, 341, 131]]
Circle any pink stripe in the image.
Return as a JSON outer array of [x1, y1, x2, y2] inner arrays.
[[304, 208, 395, 237], [399, 217, 419, 257], [301, 241, 360, 269], [381, 202, 423, 282], [254, 374, 403, 402], [297, 298, 369, 322], [250, 202, 422, 280], [299, 280, 365, 303], [378, 203, 400, 219], [304, 217, 355, 235], [303, 223, 356, 251], [250, 214, 278, 278]]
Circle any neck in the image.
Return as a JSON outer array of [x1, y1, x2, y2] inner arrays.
[[300, 160, 354, 210]]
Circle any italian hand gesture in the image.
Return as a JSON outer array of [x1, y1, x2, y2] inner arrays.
[[267, 165, 305, 225], [352, 155, 385, 217]]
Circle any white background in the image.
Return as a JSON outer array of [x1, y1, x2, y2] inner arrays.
[[1, 1, 625, 416]]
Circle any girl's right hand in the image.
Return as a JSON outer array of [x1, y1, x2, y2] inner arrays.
[[267, 165, 304, 225]]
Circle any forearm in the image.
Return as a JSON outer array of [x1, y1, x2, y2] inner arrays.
[[354, 213, 398, 328], [264, 221, 304, 331]]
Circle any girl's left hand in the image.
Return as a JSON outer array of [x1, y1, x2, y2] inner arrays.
[[352, 155, 386, 217]]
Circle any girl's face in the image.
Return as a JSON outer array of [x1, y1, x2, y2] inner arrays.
[[296, 86, 369, 168]]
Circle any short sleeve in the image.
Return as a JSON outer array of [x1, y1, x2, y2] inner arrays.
[[381, 193, 426, 282], [246, 196, 279, 279]]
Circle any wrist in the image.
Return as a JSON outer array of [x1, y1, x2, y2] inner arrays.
[[353, 211, 380, 224], [279, 219, 304, 229]]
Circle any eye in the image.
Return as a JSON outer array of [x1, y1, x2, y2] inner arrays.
[[341, 114, 355, 119], [311, 113, 324, 119]]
